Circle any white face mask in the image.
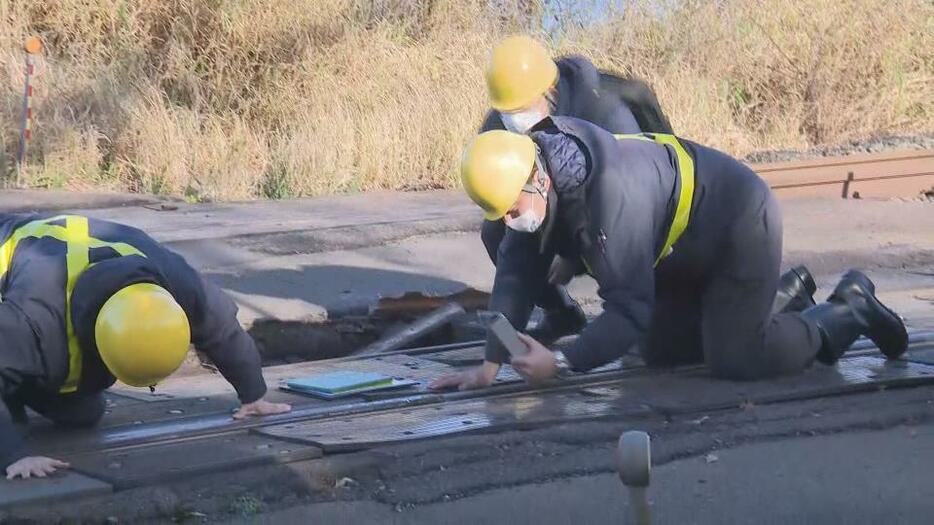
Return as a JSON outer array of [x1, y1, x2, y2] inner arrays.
[[504, 174, 547, 233], [504, 209, 543, 233], [500, 108, 548, 134]]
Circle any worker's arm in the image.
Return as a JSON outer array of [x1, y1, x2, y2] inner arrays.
[[483, 228, 555, 364], [72, 255, 271, 405], [561, 200, 656, 373], [0, 391, 28, 471], [1, 382, 72, 479], [0, 302, 41, 470], [190, 281, 291, 418], [428, 231, 552, 390], [190, 277, 267, 404]]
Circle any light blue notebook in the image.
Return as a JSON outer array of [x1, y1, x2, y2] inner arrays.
[[285, 371, 393, 394]]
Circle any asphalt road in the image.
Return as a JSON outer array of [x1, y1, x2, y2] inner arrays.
[[229, 423, 934, 524]]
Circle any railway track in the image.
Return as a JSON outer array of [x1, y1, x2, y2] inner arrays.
[[51, 330, 934, 456], [15, 329, 921, 500], [752, 149, 934, 199]]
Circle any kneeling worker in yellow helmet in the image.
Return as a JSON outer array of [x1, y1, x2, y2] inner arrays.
[[479, 35, 674, 345], [430, 118, 908, 391], [1, 214, 290, 480], [482, 35, 672, 136]]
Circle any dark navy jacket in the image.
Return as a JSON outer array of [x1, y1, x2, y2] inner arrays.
[[480, 55, 673, 135], [0, 214, 266, 468], [485, 117, 772, 370]]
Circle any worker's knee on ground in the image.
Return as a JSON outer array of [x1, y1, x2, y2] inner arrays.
[[705, 346, 773, 381], [48, 395, 106, 428], [708, 359, 766, 381], [707, 349, 804, 381], [641, 346, 702, 368]]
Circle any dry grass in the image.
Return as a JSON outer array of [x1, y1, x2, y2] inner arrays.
[[1, 0, 931, 200]]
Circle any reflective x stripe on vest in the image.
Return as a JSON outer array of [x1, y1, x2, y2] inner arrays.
[[615, 133, 695, 266], [0, 216, 145, 393]]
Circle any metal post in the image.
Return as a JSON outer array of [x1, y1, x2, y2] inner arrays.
[[16, 37, 42, 184], [842, 171, 854, 199], [617, 430, 652, 525]]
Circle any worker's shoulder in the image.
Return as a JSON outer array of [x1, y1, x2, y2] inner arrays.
[[609, 138, 673, 182], [555, 54, 597, 72], [86, 216, 155, 244], [555, 55, 601, 90], [596, 72, 656, 99], [0, 213, 39, 242]]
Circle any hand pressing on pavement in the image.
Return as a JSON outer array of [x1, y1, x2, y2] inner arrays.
[[233, 397, 292, 420], [511, 332, 558, 384], [429, 361, 501, 391], [6, 456, 70, 480]]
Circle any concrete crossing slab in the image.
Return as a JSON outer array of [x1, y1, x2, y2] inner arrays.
[[68, 432, 321, 489], [254, 356, 934, 451], [0, 471, 111, 510]]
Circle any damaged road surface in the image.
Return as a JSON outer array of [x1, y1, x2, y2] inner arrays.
[[2, 186, 933, 523], [2, 335, 934, 523]]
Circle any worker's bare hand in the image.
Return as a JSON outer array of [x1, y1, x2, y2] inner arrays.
[[233, 398, 292, 420], [429, 362, 499, 391], [428, 370, 486, 391], [5, 456, 70, 480], [548, 256, 577, 286], [511, 333, 557, 384]]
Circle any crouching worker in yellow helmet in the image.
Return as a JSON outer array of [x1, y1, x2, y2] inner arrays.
[[430, 118, 908, 391], [479, 35, 675, 345], [1, 214, 291, 480], [482, 35, 672, 136]]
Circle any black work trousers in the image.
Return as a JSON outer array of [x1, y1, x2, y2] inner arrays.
[[645, 191, 823, 380], [5, 389, 105, 428]]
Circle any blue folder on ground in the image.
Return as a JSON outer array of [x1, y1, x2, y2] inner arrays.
[[286, 371, 393, 394], [281, 371, 418, 399]]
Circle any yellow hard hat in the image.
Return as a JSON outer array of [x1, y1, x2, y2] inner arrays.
[[95, 283, 191, 387], [486, 35, 558, 112], [461, 130, 537, 220]]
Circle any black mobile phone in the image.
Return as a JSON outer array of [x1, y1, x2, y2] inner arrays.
[[487, 313, 529, 357]]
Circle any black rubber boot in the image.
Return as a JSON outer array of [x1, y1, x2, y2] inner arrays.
[[528, 286, 587, 344], [773, 265, 818, 314], [800, 270, 907, 364]]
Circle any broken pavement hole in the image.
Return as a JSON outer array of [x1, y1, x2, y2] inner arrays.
[[247, 316, 388, 365], [242, 289, 491, 366]]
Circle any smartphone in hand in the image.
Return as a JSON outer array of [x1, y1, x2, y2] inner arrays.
[[486, 313, 529, 358]]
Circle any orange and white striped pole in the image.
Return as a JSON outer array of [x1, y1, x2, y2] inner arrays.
[[17, 36, 42, 175]]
